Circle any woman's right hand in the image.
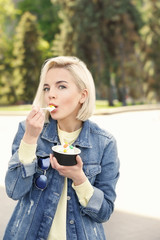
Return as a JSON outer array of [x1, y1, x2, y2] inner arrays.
[[23, 106, 45, 144]]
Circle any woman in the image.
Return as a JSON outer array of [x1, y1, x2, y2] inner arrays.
[[4, 56, 120, 240]]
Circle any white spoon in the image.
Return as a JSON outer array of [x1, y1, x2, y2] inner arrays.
[[41, 105, 56, 112]]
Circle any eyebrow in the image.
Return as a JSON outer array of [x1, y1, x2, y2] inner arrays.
[[43, 83, 49, 87], [56, 80, 68, 85], [43, 80, 68, 87]]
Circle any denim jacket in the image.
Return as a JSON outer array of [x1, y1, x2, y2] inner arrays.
[[4, 118, 120, 240]]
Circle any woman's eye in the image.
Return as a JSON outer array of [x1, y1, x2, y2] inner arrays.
[[58, 85, 66, 90], [43, 87, 50, 92]]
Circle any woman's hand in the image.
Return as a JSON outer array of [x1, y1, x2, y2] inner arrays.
[[23, 106, 45, 144], [50, 154, 87, 186]]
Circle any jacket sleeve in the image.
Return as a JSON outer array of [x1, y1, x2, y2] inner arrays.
[[5, 121, 37, 200], [81, 136, 120, 223]]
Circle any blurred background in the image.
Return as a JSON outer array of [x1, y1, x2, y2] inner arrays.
[[1, 0, 160, 108], [1, 1, 160, 239]]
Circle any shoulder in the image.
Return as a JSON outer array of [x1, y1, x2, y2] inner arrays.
[[87, 119, 114, 140], [81, 120, 118, 162]]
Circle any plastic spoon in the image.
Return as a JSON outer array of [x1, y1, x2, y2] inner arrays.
[[41, 105, 56, 112]]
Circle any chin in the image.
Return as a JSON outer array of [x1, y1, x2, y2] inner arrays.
[[50, 113, 60, 120]]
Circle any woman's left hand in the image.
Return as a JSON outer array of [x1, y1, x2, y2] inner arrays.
[[50, 154, 87, 186]]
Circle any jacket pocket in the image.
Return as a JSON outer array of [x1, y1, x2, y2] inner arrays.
[[83, 164, 101, 185]]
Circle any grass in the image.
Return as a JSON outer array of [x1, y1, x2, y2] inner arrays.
[[95, 100, 109, 109], [95, 100, 122, 109], [0, 105, 32, 111]]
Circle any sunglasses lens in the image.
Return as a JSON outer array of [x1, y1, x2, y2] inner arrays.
[[38, 157, 50, 170], [35, 175, 47, 190]]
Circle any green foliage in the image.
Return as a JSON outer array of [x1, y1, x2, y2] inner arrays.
[[12, 12, 43, 103], [142, 0, 160, 100], [52, 0, 143, 105], [0, 0, 160, 105], [0, 0, 16, 25], [17, 0, 61, 43], [0, 0, 17, 104]]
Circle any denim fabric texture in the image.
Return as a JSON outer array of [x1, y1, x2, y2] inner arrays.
[[4, 118, 120, 240]]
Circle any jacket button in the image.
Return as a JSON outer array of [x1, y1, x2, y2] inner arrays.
[[67, 196, 71, 200], [70, 220, 74, 224]]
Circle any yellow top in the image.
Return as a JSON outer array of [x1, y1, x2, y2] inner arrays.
[[18, 126, 94, 240]]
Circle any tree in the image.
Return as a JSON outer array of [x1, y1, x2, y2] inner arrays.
[[0, 0, 17, 104], [17, 0, 60, 43], [140, 0, 160, 101], [52, 0, 143, 105], [12, 12, 43, 103]]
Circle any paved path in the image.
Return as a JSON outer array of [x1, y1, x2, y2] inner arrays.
[[92, 111, 160, 219], [1, 185, 160, 240], [1, 111, 160, 239]]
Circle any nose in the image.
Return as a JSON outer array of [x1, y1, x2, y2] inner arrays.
[[48, 86, 56, 99]]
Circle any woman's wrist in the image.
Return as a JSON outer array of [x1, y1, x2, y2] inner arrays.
[[23, 132, 38, 145], [73, 172, 87, 186]]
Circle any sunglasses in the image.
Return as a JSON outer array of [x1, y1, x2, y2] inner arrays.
[[35, 156, 50, 190]]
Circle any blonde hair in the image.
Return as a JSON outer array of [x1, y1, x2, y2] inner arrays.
[[33, 56, 96, 121]]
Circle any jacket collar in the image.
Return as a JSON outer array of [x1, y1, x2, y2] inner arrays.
[[41, 118, 92, 149]]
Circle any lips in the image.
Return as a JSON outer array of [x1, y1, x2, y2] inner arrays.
[[48, 103, 57, 112], [49, 103, 57, 108]]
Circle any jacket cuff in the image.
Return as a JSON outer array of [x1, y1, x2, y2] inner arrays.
[[21, 160, 37, 178], [18, 140, 37, 164], [86, 186, 104, 212], [8, 151, 37, 178], [72, 178, 94, 207]]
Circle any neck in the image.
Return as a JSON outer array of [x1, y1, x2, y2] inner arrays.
[[58, 119, 82, 132]]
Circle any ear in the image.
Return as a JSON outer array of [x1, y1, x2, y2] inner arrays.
[[79, 89, 88, 104]]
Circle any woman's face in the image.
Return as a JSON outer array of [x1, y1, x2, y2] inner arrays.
[[43, 68, 86, 123]]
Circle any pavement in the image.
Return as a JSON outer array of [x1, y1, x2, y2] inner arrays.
[[1, 105, 160, 239], [1, 185, 160, 240], [105, 209, 160, 240]]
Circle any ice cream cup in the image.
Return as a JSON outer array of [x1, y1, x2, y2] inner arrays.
[[52, 145, 81, 166]]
